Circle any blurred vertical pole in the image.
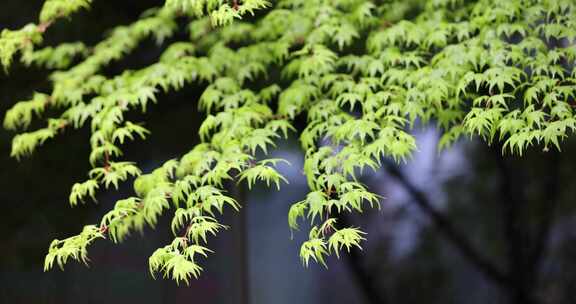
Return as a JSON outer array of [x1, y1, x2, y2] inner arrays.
[[339, 215, 389, 304], [491, 146, 537, 304], [531, 151, 559, 285], [230, 184, 250, 304]]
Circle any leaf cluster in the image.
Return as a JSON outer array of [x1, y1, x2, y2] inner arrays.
[[2, 0, 575, 284]]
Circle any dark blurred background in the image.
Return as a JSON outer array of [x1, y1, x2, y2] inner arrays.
[[1, 1, 576, 304]]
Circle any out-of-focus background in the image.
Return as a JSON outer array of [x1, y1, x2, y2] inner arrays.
[[1, 1, 576, 304]]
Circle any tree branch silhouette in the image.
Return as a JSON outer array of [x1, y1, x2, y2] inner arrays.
[[382, 161, 510, 289]]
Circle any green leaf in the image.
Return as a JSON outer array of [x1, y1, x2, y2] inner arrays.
[[328, 227, 366, 258], [300, 237, 328, 267], [238, 159, 289, 190], [288, 201, 308, 232], [69, 179, 99, 206], [304, 191, 329, 223]]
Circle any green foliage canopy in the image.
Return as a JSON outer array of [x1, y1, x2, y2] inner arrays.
[[1, 0, 575, 283]]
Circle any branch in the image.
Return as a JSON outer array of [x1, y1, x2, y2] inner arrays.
[[37, 20, 54, 33], [382, 161, 511, 288]]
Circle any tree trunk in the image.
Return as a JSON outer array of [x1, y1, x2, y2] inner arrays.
[[230, 184, 250, 304]]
